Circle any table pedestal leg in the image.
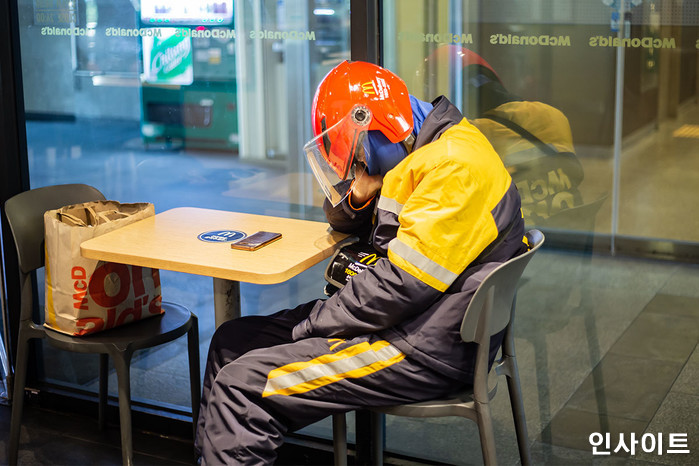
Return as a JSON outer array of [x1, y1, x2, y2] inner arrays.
[[355, 410, 384, 465], [213, 278, 241, 327]]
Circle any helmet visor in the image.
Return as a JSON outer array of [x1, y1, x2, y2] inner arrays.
[[305, 109, 370, 206], [305, 136, 366, 207]]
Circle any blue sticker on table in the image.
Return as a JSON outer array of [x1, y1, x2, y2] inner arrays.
[[197, 230, 246, 243]]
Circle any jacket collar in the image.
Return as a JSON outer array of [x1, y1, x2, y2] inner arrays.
[[413, 96, 464, 151]]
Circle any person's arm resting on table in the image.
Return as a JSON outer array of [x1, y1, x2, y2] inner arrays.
[[293, 163, 490, 340]]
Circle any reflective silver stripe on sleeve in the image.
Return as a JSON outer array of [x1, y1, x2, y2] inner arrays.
[[377, 196, 404, 216], [389, 238, 459, 285]]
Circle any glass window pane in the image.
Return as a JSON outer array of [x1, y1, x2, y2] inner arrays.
[[383, 0, 699, 463], [16, 0, 351, 414], [385, 0, 698, 245]]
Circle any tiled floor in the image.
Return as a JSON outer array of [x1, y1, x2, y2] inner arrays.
[[539, 293, 698, 462], [377, 249, 699, 465], [2, 102, 698, 464], [0, 400, 341, 465]]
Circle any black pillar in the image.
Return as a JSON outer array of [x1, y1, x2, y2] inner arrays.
[[0, 0, 30, 369]]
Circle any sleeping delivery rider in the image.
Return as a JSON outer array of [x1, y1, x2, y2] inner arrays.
[[195, 60, 527, 465]]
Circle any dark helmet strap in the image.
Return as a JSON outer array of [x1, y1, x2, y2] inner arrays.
[[401, 133, 415, 154]]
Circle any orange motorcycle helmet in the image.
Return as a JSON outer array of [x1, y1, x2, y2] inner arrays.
[[305, 61, 413, 205]]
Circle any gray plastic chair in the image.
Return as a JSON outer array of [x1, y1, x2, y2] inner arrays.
[[332, 229, 544, 466], [4, 184, 201, 466]]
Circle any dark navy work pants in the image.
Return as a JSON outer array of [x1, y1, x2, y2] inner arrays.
[[195, 301, 466, 465]]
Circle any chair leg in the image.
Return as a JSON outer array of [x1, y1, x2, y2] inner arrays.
[[332, 413, 347, 466], [476, 403, 498, 465], [187, 315, 201, 442], [8, 334, 31, 466], [111, 349, 134, 466], [505, 357, 532, 466], [99, 353, 109, 431]]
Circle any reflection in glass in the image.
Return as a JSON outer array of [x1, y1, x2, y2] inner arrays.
[[414, 44, 593, 229], [17, 0, 352, 412], [381, 1, 699, 464]]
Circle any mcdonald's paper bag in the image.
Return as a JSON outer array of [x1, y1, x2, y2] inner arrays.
[[44, 200, 162, 336]]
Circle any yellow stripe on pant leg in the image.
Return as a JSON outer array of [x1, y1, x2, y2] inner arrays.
[[262, 341, 405, 397], [267, 341, 386, 376]]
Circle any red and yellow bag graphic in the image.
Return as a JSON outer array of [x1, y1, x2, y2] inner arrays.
[[44, 201, 162, 336]]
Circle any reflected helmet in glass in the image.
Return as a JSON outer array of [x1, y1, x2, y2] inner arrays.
[[414, 45, 509, 116]]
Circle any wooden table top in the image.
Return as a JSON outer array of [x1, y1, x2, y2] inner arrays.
[[81, 207, 350, 284]]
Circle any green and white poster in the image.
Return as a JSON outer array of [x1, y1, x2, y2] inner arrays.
[[142, 28, 193, 85]]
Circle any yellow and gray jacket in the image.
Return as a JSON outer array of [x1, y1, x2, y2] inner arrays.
[[292, 97, 526, 382]]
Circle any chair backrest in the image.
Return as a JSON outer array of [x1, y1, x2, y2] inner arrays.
[[460, 229, 544, 343], [4, 184, 106, 274]]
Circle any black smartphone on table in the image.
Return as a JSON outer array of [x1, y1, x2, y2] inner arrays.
[[230, 231, 282, 251]]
